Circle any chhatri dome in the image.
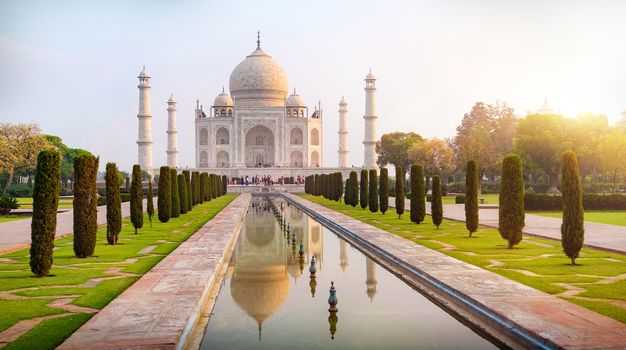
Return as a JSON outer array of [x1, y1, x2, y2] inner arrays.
[[537, 97, 556, 115], [213, 87, 233, 107], [286, 89, 305, 107], [228, 33, 289, 108]]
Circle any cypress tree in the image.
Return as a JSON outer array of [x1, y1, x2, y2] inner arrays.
[[336, 172, 343, 202], [465, 160, 479, 237], [369, 169, 378, 213], [147, 177, 154, 226], [561, 151, 584, 265], [379, 168, 388, 214], [314, 174, 320, 196], [158, 166, 172, 222], [105, 162, 121, 244], [30, 149, 60, 277], [410, 164, 425, 224], [349, 171, 358, 207], [360, 170, 368, 209], [170, 168, 180, 218], [130, 164, 144, 234], [210, 173, 216, 199], [499, 154, 525, 248], [206, 173, 213, 201], [191, 171, 199, 205], [183, 170, 192, 211], [73, 154, 98, 258], [199, 173, 207, 203], [178, 174, 188, 214], [432, 175, 443, 229], [395, 166, 405, 219], [222, 175, 228, 194]]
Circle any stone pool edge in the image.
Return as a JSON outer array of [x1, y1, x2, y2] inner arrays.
[[58, 193, 251, 350], [282, 193, 626, 350]]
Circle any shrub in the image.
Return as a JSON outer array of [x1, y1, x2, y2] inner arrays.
[[191, 171, 199, 205], [360, 170, 368, 209], [105, 162, 121, 244], [368, 169, 378, 213], [524, 193, 626, 211], [130, 164, 144, 234], [210, 173, 216, 199], [336, 172, 343, 202], [395, 166, 405, 219], [73, 154, 98, 258], [6, 183, 32, 197], [314, 174, 320, 196], [0, 193, 19, 214], [455, 195, 466, 204], [561, 151, 584, 265], [432, 175, 443, 228], [410, 164, 425, 224], [183, 170, 192, 211], [206, 173, 213, 202], [147, 178, 154, 226], [222, 175, 228, 194], [178, 174, 188, 214], [465, 160, 479, 237], [499, 154, 525, 248], [379, 168, 388, 214], [30, 150, 60, 277], [170, 168, 180, 218], [158, 166, 172, 222]]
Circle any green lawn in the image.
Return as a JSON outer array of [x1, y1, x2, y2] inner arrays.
[[302, 194, 626, 324], [0, 194, 237, 349], [529, 210, 626, 227], [0, 215, 27, 223], [16, 197, 74, 209]]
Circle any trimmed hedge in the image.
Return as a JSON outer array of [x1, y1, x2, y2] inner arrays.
[[178, 174, 188, 214], [73, 154, 98, 258], [360, 170, 368, 209], [455, 195, 466, 204], [158, 166, 172, 222], [105, 162, 121, 245], [130, 164, 144, 234], [170, 168, 180, 218], [524, 193, 626, 211]]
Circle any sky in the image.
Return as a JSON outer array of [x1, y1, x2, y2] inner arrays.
[[1, 0, 625, 172]]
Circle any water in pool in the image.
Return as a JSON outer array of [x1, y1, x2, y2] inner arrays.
[[200, 197, 498, 349]]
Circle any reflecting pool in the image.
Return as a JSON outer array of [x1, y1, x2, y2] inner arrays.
[[201, 197, 498, 349]]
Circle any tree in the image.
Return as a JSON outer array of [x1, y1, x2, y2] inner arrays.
[[499, 155, 525, 248], [0, 123, 53, 192], [178, 174, 188, 214], [314, 174, 320, 196], [158, 166, 171, 222], [170, 168, 180, 218], [200, 173, 207, 202], [73, 154, 98, 258], [44, 135, 90, 190], [465, 160, 479, 237], [598, 131, 626, 190], [376, 132, 423, 178], [183, 170, 192, 210], [130, 164, 144, 234], [360, 170, 368, 209], [395, 166, 404, 219], [379, 168, 388, 214], [336, 172, 343, 202], [105, 162, 121, 244], [206, 173, 213, 201], [147, 177, 154, 226], [222, 175, 228, 194], [431, 175, 443, 228], [30, 150, 60, 277], [410, 164, 425, 224], [561, 151, 584, 265], [408, 138, 455, 176], [368, 169, 378, 213], [191, 171, 199, 205]]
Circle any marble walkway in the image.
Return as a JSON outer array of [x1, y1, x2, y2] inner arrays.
[[0, 199, 149, 255], [388, 197, 626, 254], [58, 193, 250, 350], [287, 194, 626, 349]]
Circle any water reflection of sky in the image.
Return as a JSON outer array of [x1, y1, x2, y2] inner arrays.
[[201, 198, 497, 350]]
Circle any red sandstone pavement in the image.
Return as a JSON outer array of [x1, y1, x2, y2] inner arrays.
[[0, 199, 149, 255], [58, 193, 250, 350], [290, 194, 626, 349], [388, 197, 626, 254]]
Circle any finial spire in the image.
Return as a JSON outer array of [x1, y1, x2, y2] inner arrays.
[[257, 30, 261, 48]]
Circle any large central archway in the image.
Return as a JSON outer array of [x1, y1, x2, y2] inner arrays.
[[245, 125, 275, 167]]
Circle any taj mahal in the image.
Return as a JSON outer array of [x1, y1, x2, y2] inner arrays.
[[136, 33, 379, 178]]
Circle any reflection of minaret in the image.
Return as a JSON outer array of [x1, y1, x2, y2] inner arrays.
[[307, 218, 324, 267], [365, 258, 378, 302], [339, 240, 348, 272]]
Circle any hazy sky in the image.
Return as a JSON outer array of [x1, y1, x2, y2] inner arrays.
[[1, 0, 625, 172]]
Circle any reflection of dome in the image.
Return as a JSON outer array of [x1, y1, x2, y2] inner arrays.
[[286, 89, 305, 107], [213, 88, 233, 107], [229, 41, 289, 108], [230, 266, 290, 324], [244, 214, 275, 247]]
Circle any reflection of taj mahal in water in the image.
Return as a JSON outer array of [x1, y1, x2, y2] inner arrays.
[[228, 198, 378, 332]]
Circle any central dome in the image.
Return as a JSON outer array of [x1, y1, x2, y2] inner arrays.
[[229, 45, 289, 108]]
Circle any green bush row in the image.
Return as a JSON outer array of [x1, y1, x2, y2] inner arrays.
[[525, 193, 626, 211]]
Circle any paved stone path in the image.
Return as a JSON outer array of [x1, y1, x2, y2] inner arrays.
[[288, 194, 626, 349], [0, 199, 150, 255], [388, 197, 626, 254], [58, 193, 250, 350]]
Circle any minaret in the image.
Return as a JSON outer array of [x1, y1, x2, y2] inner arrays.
[[137, 66, 153, 174], [363, 69, 378, 169], [338, 96, 349, 168], [166, 94, 178, 168], [365, 257, 378, 302]]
